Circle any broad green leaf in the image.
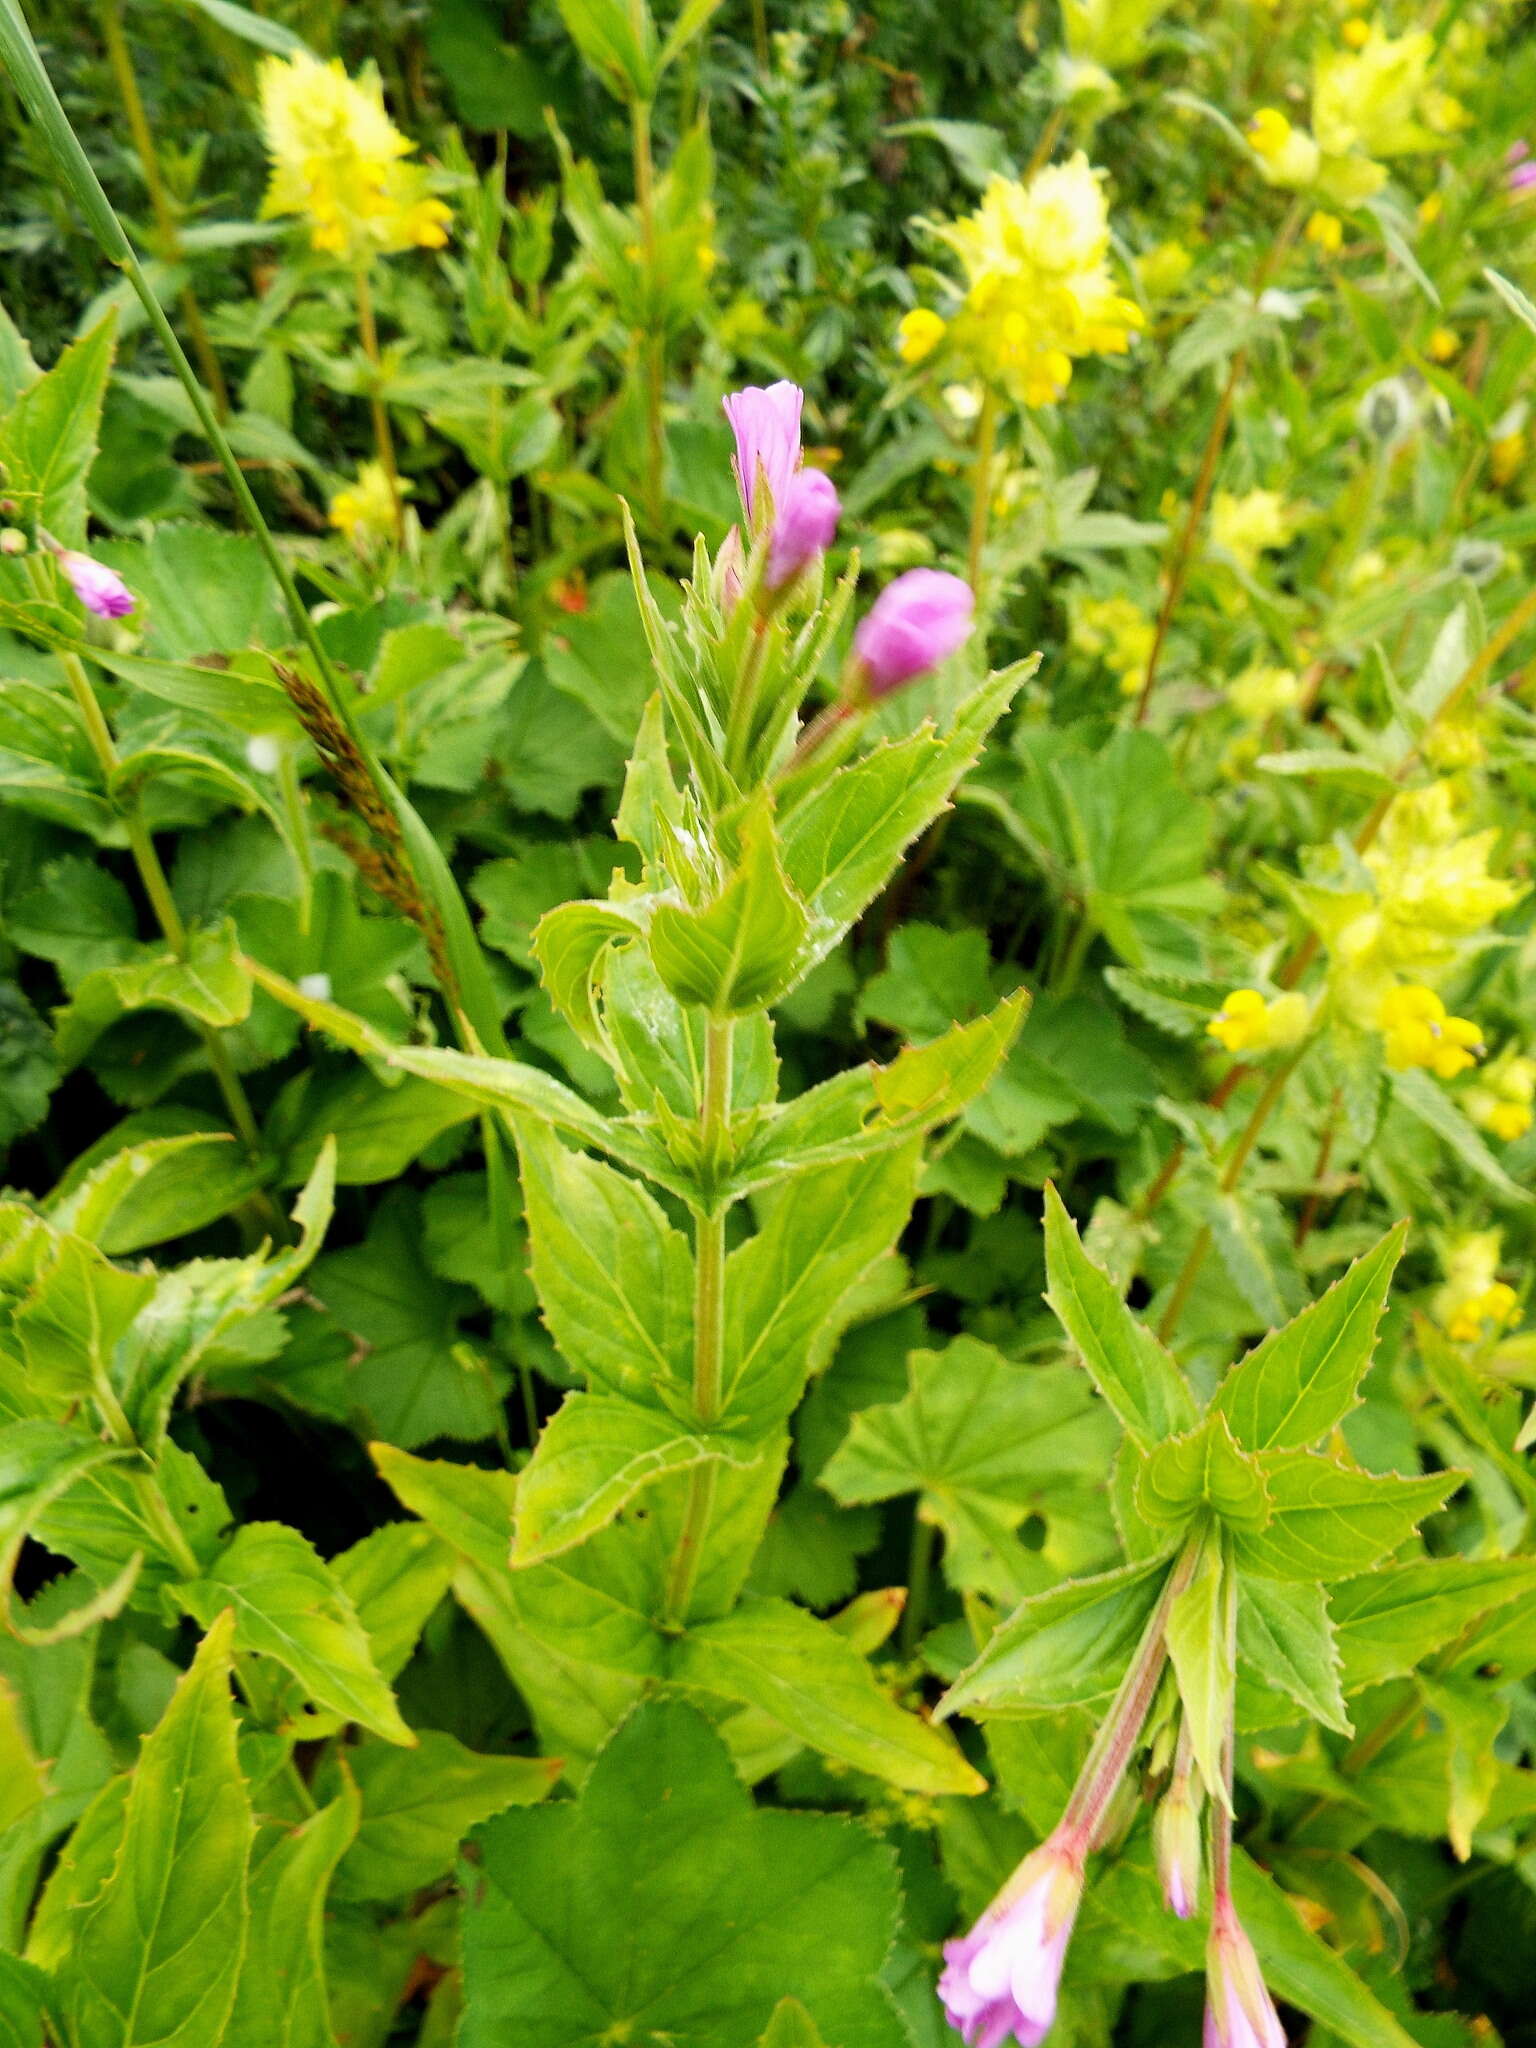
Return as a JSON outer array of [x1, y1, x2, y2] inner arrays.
[[1042, 1183, 1198, 1448], [671, 1597, 983, 1795], [460, 1699, 909, 2048], [225, 1788, 358, 2048], [1236, 1576, 1350, 1735], [175, 0, 314, 56], [1416, 1315, 1536, 1511], [649, 801, 810, 1016], [0, 315, 115, 545], [1232, 1454, 1458, 1581], [1213, 1225, 1408, 1452], [819, 1337, 1116, 1601], [0, 1422, 136, 1641], [12, 1235, 155, 1414], [0, 1952, 47, 2048], [60, 1610, 253, 2048], [58, 924, 254, 1069], [1327, 1558, 1536, 1692], [1390, 1068, 1533, 1207], [758, 1999, 830, 2048], [1135, 1414, 1271, 1535], [180, 1523, 413, 1745], [329, 1522, 454, 1682], [513, 1393, 757, 1565], [552, 0, 657, 100], [1420, 1678, 1507, 1861], [46, 1129, 261, 1256], [515, 1120, 693, 1416], [721, 1144, 922, 1434], [331, 1730, 560, 1902], [938, 1557, 1172, 1719], [1164, 1545, 1233, 1809], [275, 1067, 473, 1188], [532, 897, 647, 1045], [1231, 1851, 1420, 2048]]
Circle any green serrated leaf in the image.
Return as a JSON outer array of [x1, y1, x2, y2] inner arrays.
[[1233, 1453, 1458, 1581], [1237, 1576, 1350, 1735]]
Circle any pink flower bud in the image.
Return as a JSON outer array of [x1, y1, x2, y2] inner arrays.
[[1152, 1778, 1202, 1920], [852, 568, 974, 697], [58, 549, 134, 620], [722, 380, 804, 528], [1204, 1902, 1286, 2048], [938, 1835, 1084, 2048], [767, 467, 840, 589]]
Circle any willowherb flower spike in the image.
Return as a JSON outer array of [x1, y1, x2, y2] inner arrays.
[[1204, 1898, 1287, 2048], [938, 1833, 1085, 2048], [57, 547, 134, 619], [852, 567, 974, 697]]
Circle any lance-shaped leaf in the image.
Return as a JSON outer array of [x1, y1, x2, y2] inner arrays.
[[0, 1953, 48, 2048], [460, 1699, 910, 2048], [1420, 1678, 1507, 1861], [45, 1130, 262, 1257], [938, 1556, 1173, 1720], [649, 799, 811, 1017], [532, 897, 649, 1046], [1329, 1557, 1536, 1692], [0, 1421, 140, 1643], [225, 1787, 359, 2048], [671, 1597, 983, 1796], [1236, 1576, 1350, 1735], [513, 1392, 759, 1565], [720, 1143, 922, 1435], [12, 1235, 155, 1416], [180, 1522, 413, 1745], [1232, 1453, 1458, 1581], [59, 1610, 253, 2048], [1416, 1315, 1536, 1512], [1165, 1543, 1234, 1810], [0, 313, 115, 546], [819, 1338, 1116, 1600], [515, 1121, 694, 1416], [731, 993, 1027, 1195], [1042, 1183, 1198, 1448], [57, 923, 254, 1070], [1212, 1224, 1407, 1453], [779, 662, 1031, 959]]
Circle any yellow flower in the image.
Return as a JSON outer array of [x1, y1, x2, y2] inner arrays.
[[1435, 1232, 1518, 1342], [1137, 240, 1194, 297], [1228, 664, 1302, 720], [258, 52, 451, 267], [1313, 28, 1445, 160], [1069, 592, 1155, 695], [1378, 984, 1483, 1078], [1341, 17, 1370, 49], [1364, 784, 1522, 951], [1210, 488, 1295, 573], [1427, 326, 1460, 363], [929, 156, 1144, 409], [1305, 210, 1344, 253], [1247, 108, 1322, 189], [1060, 0, 1175, 70], [1464, 1050, 1536, 1143], [1491, 428, 1526, 487], [897, 308, 947, 365], [328, 460, 401, 547], [1418, 191, 1443, 225], [1207, 988, 1310, 1054]]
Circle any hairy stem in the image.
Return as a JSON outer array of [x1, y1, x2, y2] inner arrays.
[[354, 265, 404, 540], [630, 92, 665, 530]]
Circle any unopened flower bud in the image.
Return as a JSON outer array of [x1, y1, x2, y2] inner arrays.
[[57, 548, 135, 620], [851, 568, 974, 699], [767, 468, 840, 589], [0, 528, 26, 556], [1153, 1777, 1203, 1919], [1357, 376, 1415, 445], [722, 380, 804, 531], [1205, 1900, 1286, 2048]]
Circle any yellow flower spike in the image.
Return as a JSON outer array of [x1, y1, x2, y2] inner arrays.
[[1378, 985, 1483, 1077], [1207, 988, 1309, 1054], [329, 460, 405, 548], [1427, 326, 1460, 363], [1313, 27, 1443, 160], [1305, 210, 1344, 254], [258, 51, 451, 267], [897, 308, 947, 365], [1447, 1283, 1519, 1344]]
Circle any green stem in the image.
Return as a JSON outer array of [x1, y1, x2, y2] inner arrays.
[[137, 1465, 203, 1580], [354, 265, 403, 540], [750, 0, 768, 66], [966, 386, 999, 593], [95, 0, 229, 416], [629, 92, 665, 529], [276, 743, 316, 936], [663, 1018, 734, 1628], [899, 1512, 936, 1659]]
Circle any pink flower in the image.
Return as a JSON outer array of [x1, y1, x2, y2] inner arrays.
[[58, 549, 134, 620], [768, 467, 841, 588], [722, 381, 804, 527], [938, 1838, 1084, 2048], [1152, 1781, 1202, 1921], [852, 568, 974, 697], [1204, 1902, 1287, 2048]]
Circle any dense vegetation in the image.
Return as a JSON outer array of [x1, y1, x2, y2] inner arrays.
[[0, 0, 1534, 2043]]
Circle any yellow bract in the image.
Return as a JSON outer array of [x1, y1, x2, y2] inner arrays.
[[1313, 27, 1464, 162], [897, 308, 947, 366], [258, 52, 451, 267], [1304, 210, 1344, 254], [1210, 488, 1295, 573], [924, 156, 1144, 409], [1378, 985, 1483, 1078], [1070, 593, 1155, 695], [1465, 1051, 1536, 1144], [328, 461, 401, 547], [1435, 1232, 1519, 1343], [1207, 988, 1310, 1054], [1228, 664, 1302, 721]]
